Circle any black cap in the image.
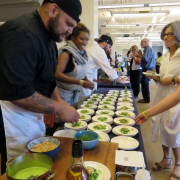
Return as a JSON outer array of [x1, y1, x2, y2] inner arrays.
[[72, 140, 83, 158], [94, 35, 113, 46], [44, 0, 82, 23]]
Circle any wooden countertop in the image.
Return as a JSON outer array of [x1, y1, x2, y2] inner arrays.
[[0, 137, 118, 180]]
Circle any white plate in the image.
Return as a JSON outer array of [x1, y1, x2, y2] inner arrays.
[[91, 93, 104, 97], [84, 161, 111, 180], [102, 98, 116, 102], [142, 72, 160, 77], [92, 115, 113, 124], [116, 105, 134, 111], [77, 108, 94, 116], [53, 129, 76, 138], [95, 131, 110, 142], [81, 104, 97, 110], [106, 94, 119, 97], [98, 105, 115, 111], [83, 100, 98, 105], [117, 102, 133, 106], [121, 90, 131, 93], [118, 97, 133, 102], [112, 126, 138, 136], [88, 122, 112, 133], [103, 96, 117, 100], [114, 117, 135, 126], [96, 110, 115, 117], [79, 114, 91, 122], [99, 101, 115, 105], [111, 136, 139, 150], [115, 111, 135, 118], [87, 98, 101, 102], [65, 121, 87, 130], [90, 94, 103, 99], [120, 94, 132, 98]]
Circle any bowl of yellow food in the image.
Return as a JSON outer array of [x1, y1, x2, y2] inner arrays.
[[27, 137, 60, 158]]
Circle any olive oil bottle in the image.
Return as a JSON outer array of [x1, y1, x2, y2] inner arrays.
[[66, 140, 89, 180]]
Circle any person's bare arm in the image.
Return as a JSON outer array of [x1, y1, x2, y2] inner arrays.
[[11, 91, 79, 123]]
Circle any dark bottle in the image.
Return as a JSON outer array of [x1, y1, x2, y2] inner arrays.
[[66, 140, 89, 180]]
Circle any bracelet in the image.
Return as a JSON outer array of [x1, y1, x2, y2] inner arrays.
[[79, 80, 84, 86], [142, 111, 148, 120]]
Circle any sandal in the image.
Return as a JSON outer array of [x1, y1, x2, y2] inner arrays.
[[153, 157, 172, 171], [170, 164, 180, 180]]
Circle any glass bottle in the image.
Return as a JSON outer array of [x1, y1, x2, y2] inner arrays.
[[66, 140, 89, 180]]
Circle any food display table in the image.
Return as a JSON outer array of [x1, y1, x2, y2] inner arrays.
[[95, 88, 148, 168], [0, 137, 118, 180]]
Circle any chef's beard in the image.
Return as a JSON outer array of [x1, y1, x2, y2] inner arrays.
[[47, 13, 69, 42]]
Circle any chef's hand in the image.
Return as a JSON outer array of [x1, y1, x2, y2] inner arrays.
[[134, 113, 148, 124], [83, 80, 94, 90], [159, 77, 172, 86], [57, 103, 79, 123], [115, 78, 126, 84]]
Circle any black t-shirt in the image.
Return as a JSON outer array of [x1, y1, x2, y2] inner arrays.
[[0, 10, 57, 100]]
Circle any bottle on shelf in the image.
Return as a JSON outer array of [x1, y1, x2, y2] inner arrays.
[[66, 140, 89, 180]]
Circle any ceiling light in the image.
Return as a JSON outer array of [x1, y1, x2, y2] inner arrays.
[[112, 15, 115, 22], [159, 13, 169, 22], [152, 14, 157, 23], [98, 4, 144, 9], [149, 2, 180, 7]]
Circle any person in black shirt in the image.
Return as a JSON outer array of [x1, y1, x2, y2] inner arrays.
[[0, 0, 82, 175]]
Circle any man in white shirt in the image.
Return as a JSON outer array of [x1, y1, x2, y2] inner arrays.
[[79, 35, 124, 102]]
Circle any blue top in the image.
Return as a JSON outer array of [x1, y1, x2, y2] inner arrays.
[[141, 46, 156, 68]]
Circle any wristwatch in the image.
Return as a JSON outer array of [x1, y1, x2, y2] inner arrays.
[[172, 78, 175, 85]]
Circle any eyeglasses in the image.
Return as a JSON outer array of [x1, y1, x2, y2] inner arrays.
[[162, 32, 174, 38]]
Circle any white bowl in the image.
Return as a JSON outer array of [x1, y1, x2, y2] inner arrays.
[[81, 104, 97, 110], [118, 97, 133, 103], [98, 105, 115, 111], [83, 100, 98, 105], [114, 117, 135, 126], [116, 106, 134, 112], [79, 114, 91, 122], [96, 110, 115, 117], [92, 115, 113, 124], [115, 111, 135, 118], [77, 108, 94, 116], [99, 101, 115, 105], [88, 122, 112, 133]]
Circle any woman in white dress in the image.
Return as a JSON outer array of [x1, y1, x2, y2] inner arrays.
[[135, 20, 180, 180]]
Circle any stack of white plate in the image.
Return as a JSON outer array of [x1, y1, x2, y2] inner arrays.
[[80, 104, 97, 110], [98, 105, 115, 111], [77, 108, 94, 116], [117, 102, 133, 107], [83, 100, 98, 105], [118, 97, 133, 103], [111, 136, 139, 150], [115, 111, 135, 118], [53, 129, 76, 138], [65, 121, 87, 131], [79, 114, 91, 122], [92, 115, 113, 124], [112, 126, 138, 137], [88, 122, 112, 133], [95, 131, 110, 142], [116, 105, 134, 111], [96, 110, 114, 117], [114, 117, 135, 126]]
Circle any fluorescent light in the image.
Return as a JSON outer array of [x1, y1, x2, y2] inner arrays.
[[149, 2, 180, 6], [105, 24, 136, 27], [152, 14, 157, 23], [159, 13, 169, 22], [112, 15, 115, 22], [98, 4, 144, 9]]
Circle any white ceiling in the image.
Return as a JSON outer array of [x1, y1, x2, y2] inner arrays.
[[98, 0, 180, 46]]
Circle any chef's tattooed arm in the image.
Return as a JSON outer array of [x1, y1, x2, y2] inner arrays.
[[10, 91, 79, 123]]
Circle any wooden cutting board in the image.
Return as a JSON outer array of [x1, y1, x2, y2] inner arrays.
[[0, 137, 118, 180]]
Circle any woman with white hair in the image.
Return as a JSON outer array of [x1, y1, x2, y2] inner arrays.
[[136, 20, 180, 180]]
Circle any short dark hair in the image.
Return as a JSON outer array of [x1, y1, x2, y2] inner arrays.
[[157, 52, 162, 57], [65, 23, 90, 41]]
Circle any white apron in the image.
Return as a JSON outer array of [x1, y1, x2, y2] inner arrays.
[[57, 57, 87, 108], [0, 100, 45, 160], [151, 48, 180, 148]]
